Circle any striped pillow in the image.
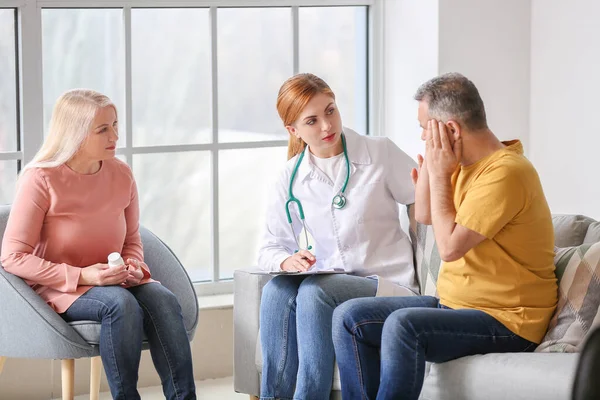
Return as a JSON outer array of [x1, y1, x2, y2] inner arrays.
[[413, 223, 442, 297], [536, 242, 600, 353]]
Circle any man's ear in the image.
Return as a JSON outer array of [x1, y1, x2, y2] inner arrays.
[[285, 125, 299, 138], [446, 120, 462, 140]]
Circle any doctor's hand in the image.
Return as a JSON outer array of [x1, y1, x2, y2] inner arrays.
[[281, 250, 316, 272]]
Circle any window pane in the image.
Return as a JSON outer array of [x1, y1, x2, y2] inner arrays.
[[219, 147, 286, 279], [299, 6, 368, 135], [218, 8, 292, 143], [133, 152, 211, 282], [132, 9, 211, 146], [0, 161, 18, 205], [42, 9, 125, 139], [0, 9, 17, 152]]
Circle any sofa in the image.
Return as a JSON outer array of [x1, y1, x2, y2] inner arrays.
[[234, 213, 600, 400]]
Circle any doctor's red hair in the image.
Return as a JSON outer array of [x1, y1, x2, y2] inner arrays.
[[276, 73, 335, 160]]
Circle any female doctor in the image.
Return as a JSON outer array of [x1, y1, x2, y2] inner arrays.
[[258, 73, 417, 400]]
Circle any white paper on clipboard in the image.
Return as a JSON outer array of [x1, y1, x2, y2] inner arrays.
[[250, 268, 350, 276]]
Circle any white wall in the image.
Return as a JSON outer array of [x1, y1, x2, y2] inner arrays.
[[438, 0, 531, 149], [384, 0, 599, 219], [383, 0, 439, 159], [384, 0, 531, 160], [530, 0, 600, 219]]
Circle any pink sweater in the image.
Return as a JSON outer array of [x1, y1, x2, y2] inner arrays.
[[1, 158, 153, 313]]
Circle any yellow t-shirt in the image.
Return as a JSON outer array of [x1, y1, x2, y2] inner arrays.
[[437, 140, 558, 344]]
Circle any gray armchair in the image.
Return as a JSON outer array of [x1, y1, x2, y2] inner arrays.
[[0, 204, 199, 399]]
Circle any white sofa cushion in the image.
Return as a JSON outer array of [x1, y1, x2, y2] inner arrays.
[[420, 353, 578, 400]]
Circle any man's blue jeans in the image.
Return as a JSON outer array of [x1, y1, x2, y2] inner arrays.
[[259, 274, 377, 400], [332, 295, 536, 400], [61, 283, 196, 400]]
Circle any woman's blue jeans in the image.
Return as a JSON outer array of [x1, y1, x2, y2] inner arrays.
[[61, 283, 196, 400], [259, 274, 377, 400]]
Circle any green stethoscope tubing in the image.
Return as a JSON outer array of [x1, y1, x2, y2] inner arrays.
[[285, 133, 350, 252]]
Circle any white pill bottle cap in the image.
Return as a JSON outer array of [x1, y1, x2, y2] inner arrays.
[[108, 252, 125, 268]]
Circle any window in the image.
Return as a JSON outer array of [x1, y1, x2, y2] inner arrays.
[[299, 6, 368, 134], [4, 1, 374, 294], [131, 8, 211, 147], [41, 8, 125, 134], [0, 8, 19, 205]]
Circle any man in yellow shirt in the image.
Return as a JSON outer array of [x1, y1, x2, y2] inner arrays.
[[331, 72, 557, 400]]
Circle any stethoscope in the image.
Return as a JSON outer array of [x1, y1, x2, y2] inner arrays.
[[285, 133, 351, 252]]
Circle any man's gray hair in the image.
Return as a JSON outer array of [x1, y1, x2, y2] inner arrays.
[[414, 72, 488, 130]]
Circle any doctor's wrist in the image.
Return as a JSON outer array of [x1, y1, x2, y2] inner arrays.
[[280, 257, 294, 271]]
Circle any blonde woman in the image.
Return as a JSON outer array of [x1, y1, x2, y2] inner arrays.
[[0, 90, 196, 400]]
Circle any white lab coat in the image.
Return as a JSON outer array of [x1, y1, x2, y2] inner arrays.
[[258, 128, 419, 296]]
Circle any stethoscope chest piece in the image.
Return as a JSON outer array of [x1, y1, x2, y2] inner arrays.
[[332, 194, 346, 209]]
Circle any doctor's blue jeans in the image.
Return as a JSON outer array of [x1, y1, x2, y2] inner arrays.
[[61, 283, 196, 400], [259, 274, 377, 400], [332, 295, 536, 400]]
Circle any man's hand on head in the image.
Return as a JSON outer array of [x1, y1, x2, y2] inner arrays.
[[410, 154, 425, 187], [425, 119, 462, 181]]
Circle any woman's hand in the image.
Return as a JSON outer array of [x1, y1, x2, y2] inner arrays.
[[281, 250, 316, 272], [124, 258, 145, 286], [79, 263, 130, 286]]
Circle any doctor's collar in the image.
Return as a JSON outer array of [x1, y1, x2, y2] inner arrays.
[[296, 129, 371, 182], [343, 128, 372, 165]]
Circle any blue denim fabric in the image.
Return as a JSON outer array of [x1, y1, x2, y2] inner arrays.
[[62, 283, 196, 400], [259, 274, 377, 400], [332, 296, 536, 400]]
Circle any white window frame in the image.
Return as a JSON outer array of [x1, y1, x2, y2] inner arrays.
[[0, 7, 23, 168], [4, 0, 384, 296]]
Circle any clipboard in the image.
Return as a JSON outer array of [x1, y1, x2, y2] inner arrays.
[[250, 268, 350, 276]]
